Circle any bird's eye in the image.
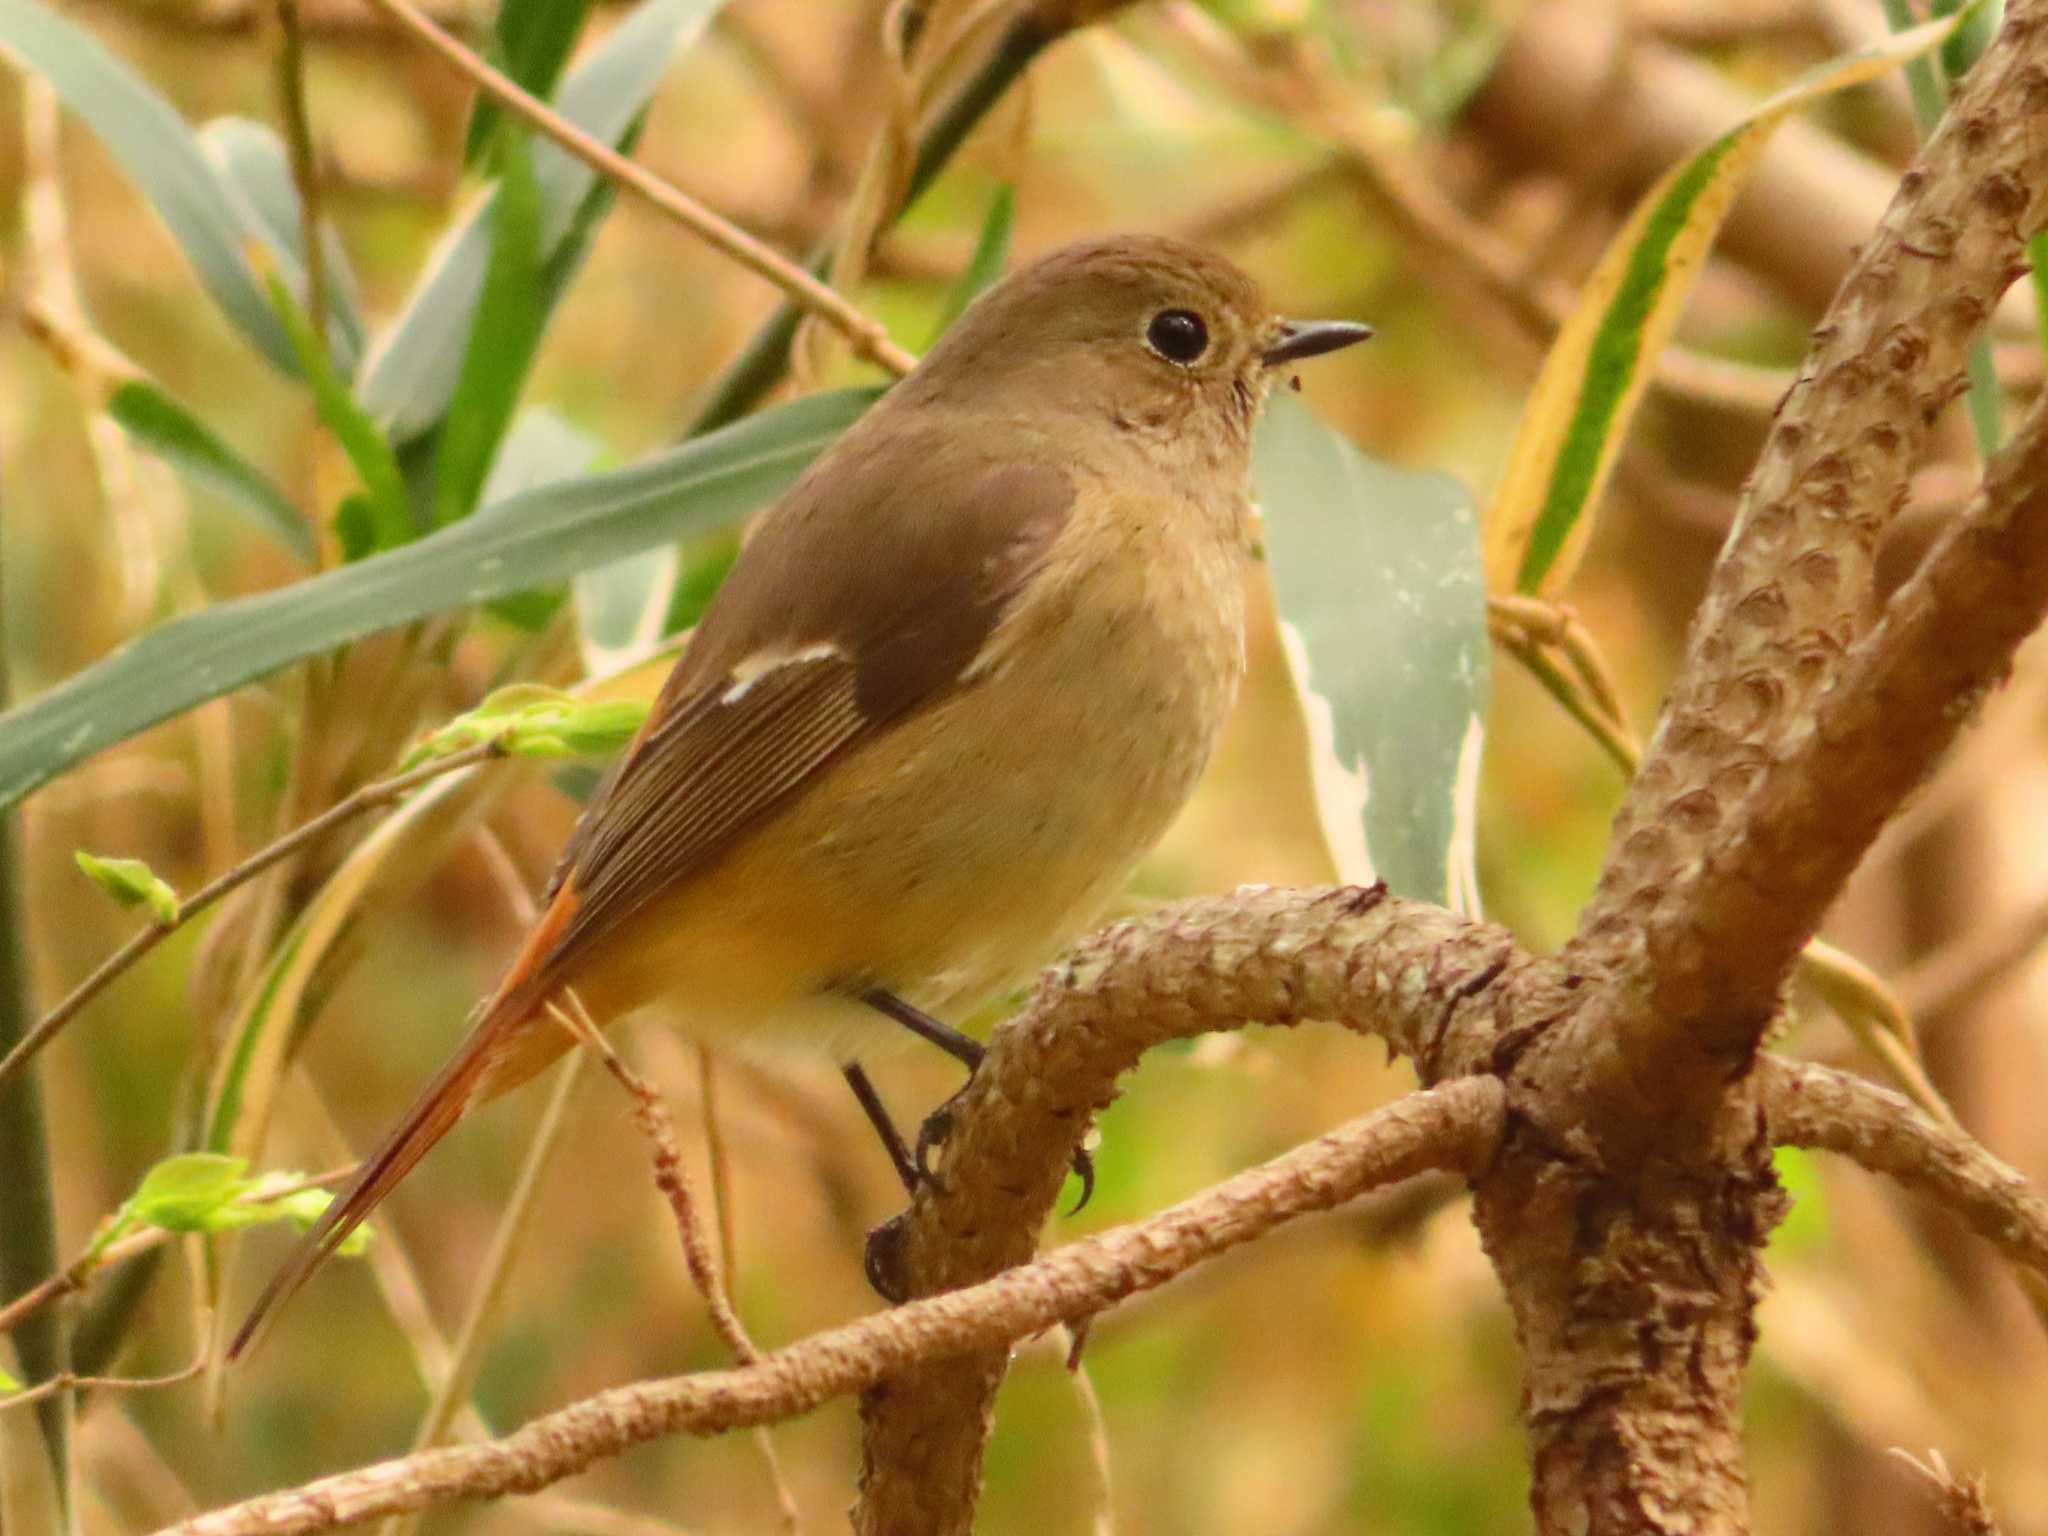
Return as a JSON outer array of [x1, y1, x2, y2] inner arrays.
[[1145, 308, 1209, 365]]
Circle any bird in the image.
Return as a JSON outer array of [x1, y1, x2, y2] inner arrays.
[[230, 232, 1370, 1355]]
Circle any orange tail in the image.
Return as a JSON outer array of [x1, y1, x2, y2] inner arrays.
[[228, 980, 553, 1362]]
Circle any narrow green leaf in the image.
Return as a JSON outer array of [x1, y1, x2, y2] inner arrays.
[[1254, 394, 1487, 910], [123, 1153, 249, 1231], [400, 684, 647, 766], [73, 850, 180, 924], [358, 0, 729, 443], [928, 184, 1015, 342], [265, 270, 414, 554], [1484, 15, 1968, 596], [433, 134, 545, 527], [107, 380, 313, 563], [0, 0, 296, 373], [197, 116, 366, 376], [482, 407, 605, 630], [464, 0, 595, 164], [0, 388, 876, 810]]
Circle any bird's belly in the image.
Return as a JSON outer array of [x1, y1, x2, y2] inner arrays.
[[567, 541, 1247, 1059]]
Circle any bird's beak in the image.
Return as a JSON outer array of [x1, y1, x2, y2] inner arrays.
[[1261, 319, 1374, 367]]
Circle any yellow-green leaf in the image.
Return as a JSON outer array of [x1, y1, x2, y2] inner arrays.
[[73, 850, 179, 924], [1484, 14, 1966, 597]]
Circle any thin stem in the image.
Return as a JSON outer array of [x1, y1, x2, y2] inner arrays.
[[0, 740, 505, 1090], [380, 1052, 588, 1536], [683, 12, 1055, 435], [0, 1167, 353, 1341], [272, 0, 329, 348], [0, 1357, 203, 1415], [358, 0, 916, 379]]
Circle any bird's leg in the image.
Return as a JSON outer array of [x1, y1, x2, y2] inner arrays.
[[858, 986, 984, 1068], [857, 987, 1095, 1212], [840, 1062, 919, 1195]]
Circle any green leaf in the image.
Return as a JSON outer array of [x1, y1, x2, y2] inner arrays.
[[265, 269, 414, 554], [577, 544, 679, 674], [464, 0, 595, 164], [928, 184, 1015, 342], [106, 380, 313, 563], [0, 1366, 20, 1393], [482, 407, 605, 630], [0, 387, 876, 811], [255, 1189, 370, 1255], [358, 0, 729, 444], [122, 1153, 250, 1231], [433, 134, 545, 527], [109, 1155, 372, 1254], [0, 0, 296, 373], [197, 116, 366, 376], [1483, 15, 1969, 596], [73, 850, 180, 924], [399, 684, 648, 766], [1254, 394, 1487, 910]]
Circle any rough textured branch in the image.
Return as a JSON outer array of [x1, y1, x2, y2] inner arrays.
[[854, 884, 1531, 1536], [1562, 1, 2048, 1128], [159, 1078, 1503, 1536], [1762, 1058, 2048, 1288]]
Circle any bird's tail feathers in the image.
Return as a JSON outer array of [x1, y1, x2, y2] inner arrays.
[[227, 980, 548, 1362]]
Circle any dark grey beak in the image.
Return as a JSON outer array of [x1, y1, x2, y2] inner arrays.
[[1262, 319, 1374, 367]]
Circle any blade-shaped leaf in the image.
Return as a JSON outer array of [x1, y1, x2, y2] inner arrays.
[[433, 135, 544, 526], [927, 184, 1015, 342], [0, 0, 296, 373], [464, 0, 596, 164], [1254, 393, 1487, 912], [358, 0, 729, 444], [197, 116, 366, 375], [265, 270, 413, 554], [0, 388, 877, 811], [1484, 14, 1965, 596], [107, 380, 313, 563]]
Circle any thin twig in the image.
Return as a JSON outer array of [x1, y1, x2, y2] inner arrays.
[[0, 1356, 205, 1415], [0, 740, 505, 1089], [1763, 1059, 2048, 1292], [549, 1002, 802, 1529], [379, 1052, 589, 1536], [1889, 1449, 2004, 1536], [157, 1078, 1504, 1536], [357, 0, 916, 378], [550, 1001, 762, 1365], [272, 0, 329, 347], [0, 1167, 353, 1342]]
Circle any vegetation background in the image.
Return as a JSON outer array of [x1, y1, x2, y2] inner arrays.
[[1, 0, 2043, 1532]]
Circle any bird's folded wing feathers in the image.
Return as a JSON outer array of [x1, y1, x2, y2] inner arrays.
[[537, 425, 1075, 984]]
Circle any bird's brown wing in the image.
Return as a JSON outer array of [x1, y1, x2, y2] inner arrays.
[[230, 420, 1071, 1361], [537, 419, 1074, 991]]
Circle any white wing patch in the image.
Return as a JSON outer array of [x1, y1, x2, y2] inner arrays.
[[721, 640, 845, 705]]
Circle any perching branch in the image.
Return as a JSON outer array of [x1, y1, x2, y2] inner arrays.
[[357, 0, 918, 380], [1551, 1, 2048, 1139], [0, 740, 504, 1089], [1762, 1058, 2048, 1291], [157, 1076, 1504, 1536], [854, 884, 1530, 1535]]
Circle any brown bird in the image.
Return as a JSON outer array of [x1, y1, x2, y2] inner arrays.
[[231, 233, 1369, 1355]]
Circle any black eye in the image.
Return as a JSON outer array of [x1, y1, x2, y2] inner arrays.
[[1145, 308, 1209, 365]]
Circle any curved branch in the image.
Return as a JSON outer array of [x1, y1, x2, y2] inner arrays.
[[158, 1078, 1505, 1536], [1762, 1057, 2048, 1287], [1550, 1, 2048, 1136], [853, 884, 1534, 1535]]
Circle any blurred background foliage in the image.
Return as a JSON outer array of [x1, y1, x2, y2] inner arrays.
[[2, 0, 2045, 1532]]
